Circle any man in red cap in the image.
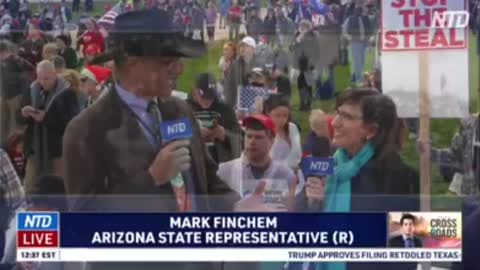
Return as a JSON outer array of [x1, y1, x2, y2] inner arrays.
[[217, 113, 296, 270], [217, 114, 295, 200], [82, 43, 102, 66], [80, 65, 112, 107]]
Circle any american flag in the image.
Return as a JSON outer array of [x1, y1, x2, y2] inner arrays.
[[237, 85, 276, 115], [97, 1, 122, 30]]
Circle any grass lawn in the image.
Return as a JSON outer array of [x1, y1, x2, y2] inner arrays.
[[178, 32, 480, 210], [30, 1, 114, 20]]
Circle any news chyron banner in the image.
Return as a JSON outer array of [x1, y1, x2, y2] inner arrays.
[[17, 212, 461, 262], [381, 0, 469, 118]]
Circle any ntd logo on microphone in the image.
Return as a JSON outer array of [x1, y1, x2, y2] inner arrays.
[[302, 157, 334, 177], [17, 212, 59, 248], [160, 118, 193, 142]]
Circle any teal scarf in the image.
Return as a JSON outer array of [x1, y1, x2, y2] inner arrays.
[[316, 143, 375, 270]]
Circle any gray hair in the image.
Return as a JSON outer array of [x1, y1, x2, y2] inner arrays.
[[53, 55, 66, 70], [42, 43, 58, 55], [36, 59, 56, 74]]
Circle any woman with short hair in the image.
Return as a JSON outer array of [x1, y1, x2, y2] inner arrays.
[[301, 89, 419, 211], [299, 89, 420, 270]]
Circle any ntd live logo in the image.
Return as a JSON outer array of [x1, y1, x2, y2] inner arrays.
[[17, 212, 59, 248]]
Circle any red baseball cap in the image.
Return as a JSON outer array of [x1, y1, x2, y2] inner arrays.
[[242, 114, 276, 136]]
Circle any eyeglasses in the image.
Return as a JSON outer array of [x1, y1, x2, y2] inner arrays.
[[335, 109, 363, 121]]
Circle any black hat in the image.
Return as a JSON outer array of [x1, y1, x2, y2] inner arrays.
[[195, 73, 217, 99], [94, 10, 206, 63]]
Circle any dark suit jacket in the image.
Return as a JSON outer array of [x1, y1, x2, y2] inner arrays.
[[20, 77, 79, 160], [63, 86, 240, 270], [388, 235, 423, 248], [63, 86, 239, 212], [0, 54, 34, 99], [452, 205, 480, 270], [59, 47, 78, 69]]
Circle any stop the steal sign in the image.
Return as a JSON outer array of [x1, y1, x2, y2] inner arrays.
[[382, 0, 468, 51]]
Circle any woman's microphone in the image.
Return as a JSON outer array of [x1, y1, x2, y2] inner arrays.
[[304, 136, 332, 211]]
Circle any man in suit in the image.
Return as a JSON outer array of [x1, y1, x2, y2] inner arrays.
[[63, 9, 242, 210], [389, 213, 423, 248], [63, 10, 270, 269]]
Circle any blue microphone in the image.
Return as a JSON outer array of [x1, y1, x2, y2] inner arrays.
[[301, 136, 334, 210], [301, 157, 334, 177], [160, 118, 193, 143], [160, 118, 194, 189]]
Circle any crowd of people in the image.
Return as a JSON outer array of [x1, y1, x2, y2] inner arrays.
[[0, 0, 479, 269]]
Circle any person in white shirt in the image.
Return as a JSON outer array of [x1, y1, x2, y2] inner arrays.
[[217, 114, 296, 203], [218, 114, 294, 270], [263, 94, 302, 170]]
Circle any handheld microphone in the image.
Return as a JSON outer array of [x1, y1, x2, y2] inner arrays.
[[310, 135, 331, 158], [159, 117, 194, 189], [302, 136, 333, 210], [160, 118, 194, 143]]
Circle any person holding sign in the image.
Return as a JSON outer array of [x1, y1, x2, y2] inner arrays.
[[417, 114, 480, 196]]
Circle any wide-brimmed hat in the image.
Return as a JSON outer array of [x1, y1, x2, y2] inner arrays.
[[93, 9, 206, 63]]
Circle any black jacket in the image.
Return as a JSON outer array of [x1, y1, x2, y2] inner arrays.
[[187, 98, 242, 164], [456, 205, 480, 270], [262, 15, 276, 35], [296, 151, 419, 212], [59, 47, 78, 69], [388, 235, 423, 248], [19, 77, 79, 163], [344, 14, 373, 39], [295, 151, 420, 270], [0, 54, 34, 99]]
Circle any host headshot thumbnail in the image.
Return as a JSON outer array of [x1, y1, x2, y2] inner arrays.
[[389, 213, 423, 248]]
